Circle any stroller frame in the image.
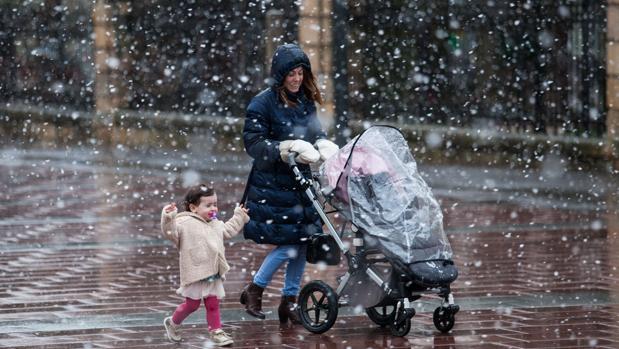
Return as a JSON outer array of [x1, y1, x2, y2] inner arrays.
[[288, 152, 460, 336]]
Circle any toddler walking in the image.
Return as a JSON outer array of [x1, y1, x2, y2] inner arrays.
[[161, 184, 249, 346]]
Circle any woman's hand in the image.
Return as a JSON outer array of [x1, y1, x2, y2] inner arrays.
[[279, 140, 295, 162], [289, 139, 320, 164], [315, 139, 339, 161]]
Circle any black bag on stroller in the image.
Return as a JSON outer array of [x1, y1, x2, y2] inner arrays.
[[305, 234, 340, 265]]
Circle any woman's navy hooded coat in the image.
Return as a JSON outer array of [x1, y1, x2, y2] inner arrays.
[[242, 44, 325, 245]]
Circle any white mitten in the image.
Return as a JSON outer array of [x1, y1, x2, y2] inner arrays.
[[279, 140, 295, 162], [314, 139, 339, 161], [289, 139, 320, 164]]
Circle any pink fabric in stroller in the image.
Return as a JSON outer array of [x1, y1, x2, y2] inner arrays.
[[322, 144, 396, 204]]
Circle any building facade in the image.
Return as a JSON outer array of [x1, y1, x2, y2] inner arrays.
[[0, 0, 616, 152]]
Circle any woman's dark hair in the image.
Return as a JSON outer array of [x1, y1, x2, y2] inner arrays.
[[278, 67, 324, 108], [179, 184, 215, 212]]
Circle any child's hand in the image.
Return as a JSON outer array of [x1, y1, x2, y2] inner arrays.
[[235, 204, 250, 224], [164, 203, 177, 213], [238, 203, 249, 214]]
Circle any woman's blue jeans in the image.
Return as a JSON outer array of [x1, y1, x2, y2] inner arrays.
[[253, 244, 307, 296]]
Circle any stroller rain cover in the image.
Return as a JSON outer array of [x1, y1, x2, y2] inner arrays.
[[319, 126, 453, 264]]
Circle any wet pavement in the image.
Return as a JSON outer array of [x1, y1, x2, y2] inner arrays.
[[1, 145, 618, 348]]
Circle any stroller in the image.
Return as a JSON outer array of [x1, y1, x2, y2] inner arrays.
[[288, 125, 459, 337]]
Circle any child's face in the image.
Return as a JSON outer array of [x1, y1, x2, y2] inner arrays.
[[190, 194, 218, 221]]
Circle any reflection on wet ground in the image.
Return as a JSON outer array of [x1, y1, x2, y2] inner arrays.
[[1, 146, 618, 348]]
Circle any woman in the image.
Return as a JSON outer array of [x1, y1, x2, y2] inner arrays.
[[240, 43, 338, 324]]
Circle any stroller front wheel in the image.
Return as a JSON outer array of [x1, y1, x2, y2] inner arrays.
[[298, 280, 339, 334], [433, 306, 456, 333], [390, 317, 411, 337]]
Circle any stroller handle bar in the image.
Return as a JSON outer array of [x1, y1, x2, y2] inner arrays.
[[287, 152, 310, 188], [287, 151, 299, 166], [286, 151, 349, 255]]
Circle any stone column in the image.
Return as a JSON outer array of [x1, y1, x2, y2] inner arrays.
[[92, 0, 127, 144], [606, 0, 619, 322], [93, 0, 124, 113], [299, 0, 334, 129], [607, 1, 619, 167]]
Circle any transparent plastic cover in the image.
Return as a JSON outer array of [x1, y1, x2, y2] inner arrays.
[[319, 126, 453, 264]]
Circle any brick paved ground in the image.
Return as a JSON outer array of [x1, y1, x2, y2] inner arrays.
[[1, 147, 618, 348]]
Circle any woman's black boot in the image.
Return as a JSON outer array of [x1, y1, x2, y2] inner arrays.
[[278, 295, 300, 324], [240, 283, 266, 319]]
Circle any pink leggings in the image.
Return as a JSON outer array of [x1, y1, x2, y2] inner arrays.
[[171, 296, 221, 331]]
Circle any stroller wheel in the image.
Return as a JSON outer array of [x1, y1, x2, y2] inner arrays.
[[433, 306, 456, 333], [298, 280, 339, 334], [366, 305, 396, 328], [390, 317, 411, 337]]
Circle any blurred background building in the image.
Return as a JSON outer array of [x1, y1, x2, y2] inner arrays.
[[0, 0, 616, 161]]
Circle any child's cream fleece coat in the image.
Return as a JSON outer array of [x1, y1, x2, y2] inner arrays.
[[161, 206, 249, 287]]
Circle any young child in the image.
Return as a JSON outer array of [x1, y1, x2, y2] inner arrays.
[[161, 184, 249, 346]]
